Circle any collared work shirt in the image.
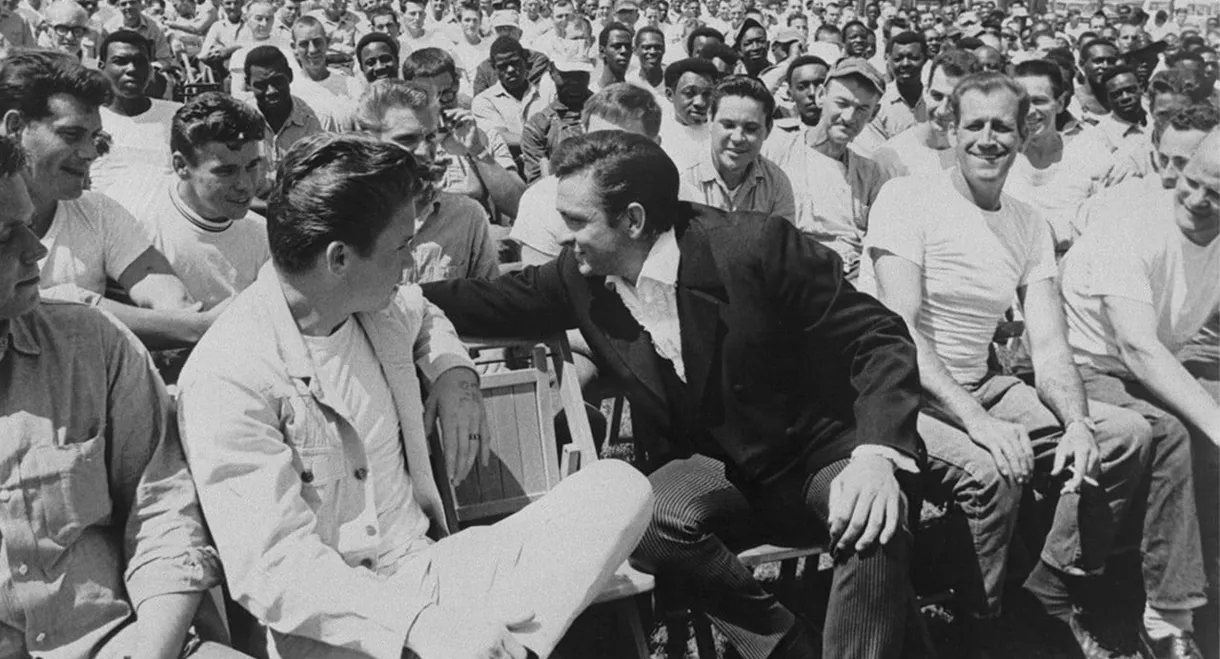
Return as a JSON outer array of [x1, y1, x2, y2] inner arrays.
[[1089, 113, 1148, 154], [0, 300, 220, 658], [520, 100, 585, 184], [855, 85, 927, 156], [471, 82, 548, 149], [256, 95, 325, 188], [177, 264, 474, 659], [678, 146, 796, 222]]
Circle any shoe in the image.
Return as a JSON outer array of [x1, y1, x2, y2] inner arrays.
[[1139, 627, 1203, 659], [1068, 613, 1140, 659]]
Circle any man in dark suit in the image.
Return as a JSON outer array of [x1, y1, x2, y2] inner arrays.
[[422, 131, 924, 659]]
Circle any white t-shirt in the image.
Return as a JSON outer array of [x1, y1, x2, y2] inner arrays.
[[38, 191, 153, 296], [107, 175, 270, 310], [1061, 189, 1220, 376], [508, 175, 565, 258], [860, 170, 1057, 387], [872, 125, 956, 179], [302, 318, 432, 568], [1004, 135, 1114, 250], [658, 115, 710, 172], [91, 99, 181, 195]]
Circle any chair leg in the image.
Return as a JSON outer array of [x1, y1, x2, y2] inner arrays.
[[616, 597, 651, 659], [692, 608, 717, 659]]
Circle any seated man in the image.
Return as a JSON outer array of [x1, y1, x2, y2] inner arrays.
[[102, 0, 175, 68], [0, 50, 219, 349], [176, 132, 652, 659], [354, 78, 499, 282], [678, 74, 796, 222], [1089, 64, 1150, 154], [0, 134, 243, 659], [425, 129, 923, 659], [471, 10, 552, 96], [852, 30, 929, 156], [873, 49, 981, 178], [1061, 131, 1220, 659], [243, 45, 324, 187], [762, 57, 888, 281], [226, 0, 296, 95], [472, 35, 551, 160], [356, 31, 400, 83], [92, 29, 181, 195], [1104, 70, 1195, 187], [519, 40, 594, 183], [106, 92, 269, 311], [656, 57, 718, 170], [290, 15, 361, 132], [860, 72, 1155, 658]]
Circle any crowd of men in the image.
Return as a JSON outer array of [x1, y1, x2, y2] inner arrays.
[[0, 0, 1218, 657]]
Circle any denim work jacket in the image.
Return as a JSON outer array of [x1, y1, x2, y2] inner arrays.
[[0, 300, 220, 658], [176, 264, 474, 659]]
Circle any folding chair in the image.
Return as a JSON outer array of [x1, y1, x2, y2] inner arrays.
[[429, 334, 656, 658]]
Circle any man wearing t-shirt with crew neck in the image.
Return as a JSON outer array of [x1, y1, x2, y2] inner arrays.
[[873, 49, 981, 178], [290, 15, 360, 131], [0, 50, 222, 350], [92, 29, 180, 194], [1060, 131, 1220, 659], [861, 72, 1156, 659]]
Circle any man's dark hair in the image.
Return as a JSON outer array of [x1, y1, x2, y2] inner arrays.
[[598, 21, 632, 49], [402, 47, 458, 80], [888, 29, 926, 55], [950, 71, 1029, 136], [786, 12, 806, 26], [1078, 38, 1117, 65], [1146, 68, 1192, 101], [244, 44, 293, 77], [291, 14, 325, 41], [0, 50, 112, 121], [1166, 49, 1205, 69], [710, 74, 775, 130], [635, 24, 663, 46], [699, 42, 740, 67], [357, 31, 400, 61], [956, 36, 984, 49], [582, 82, 663, 139], [366, 5, 398, 23], [99, 29, 153, 61], [1013, 58, 1064, 98], [785, 54, 829, 84], [1153, 103, 1220, 143], [170, 92, 266, 165], [268, 133, 429, 274], [1098, 63, 1136, 87], [663, 56, 718, 91], [490, 34, 525, 60], [0, 135, 26, 178], [551, 131, 681, 235], [842, 19, 868, 35], [929, 48, 982, 81], [685, 25, 723, 56]]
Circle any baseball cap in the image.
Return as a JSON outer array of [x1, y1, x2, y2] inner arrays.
[[773, 27, 803, 45], [490, 9, 519, 28], [825, 57, 885, 95], [552, 39, 595, 72]]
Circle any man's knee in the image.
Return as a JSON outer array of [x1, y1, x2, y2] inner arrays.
[[1094, 404, 1153, 473], [939, 454, 1022, 519], [579, 459, 653, 533]]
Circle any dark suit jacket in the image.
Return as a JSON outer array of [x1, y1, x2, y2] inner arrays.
[[422, 205, 923, 487]]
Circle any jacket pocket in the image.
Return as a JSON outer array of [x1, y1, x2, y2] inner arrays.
[[293, 447, 347, 544], [29, 435, 112, 547]]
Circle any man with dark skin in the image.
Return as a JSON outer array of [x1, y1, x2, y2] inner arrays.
[[735, 17, 768, 77], [1077, 38, 1121, 120], [842, 20, 870, 57], [686, 25, 723, 57], [783, 54, 828, 126], [633, 25, 666, 90], [596, 22, 632, 88], [356, 31, 400, 82]]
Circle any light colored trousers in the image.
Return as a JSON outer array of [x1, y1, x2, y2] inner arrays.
[[269, 459, 654, 659]]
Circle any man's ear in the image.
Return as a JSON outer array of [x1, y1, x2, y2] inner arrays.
[[1, 109, 24, 138], [624, 201, 648, 239], [325, 241, 349, 275], [171, 151, 191, 178]]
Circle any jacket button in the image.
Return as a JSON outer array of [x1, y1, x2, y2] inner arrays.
[[360, 558, 374, 569], [354, 467, 369, 480], [300, 470, 314, 484], [366, 525, 377, 536]]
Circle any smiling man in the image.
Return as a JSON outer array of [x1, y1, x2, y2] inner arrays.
[[244, 44, 323, 184], [678, 74, 795, 221], [1092, 64, 1148, 154], [862, 71, 1153, 659], [356, 30, 400, 82], [92, 29, 181, 194], [855, 30, 928, 155], [657, 57, 716, 169], [627, 24, 666, 97], [289, 16, 360, 131], [733, 16, 768, 77], [763, 57, 888, 281]]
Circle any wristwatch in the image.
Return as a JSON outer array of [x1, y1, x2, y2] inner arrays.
[[1066, 417, 1099, 435]]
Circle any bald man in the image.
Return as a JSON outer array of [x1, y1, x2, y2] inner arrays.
[[39, 0, 99, 63]]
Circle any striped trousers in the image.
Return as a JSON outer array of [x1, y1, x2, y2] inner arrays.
[[632, 454, 911, 659]]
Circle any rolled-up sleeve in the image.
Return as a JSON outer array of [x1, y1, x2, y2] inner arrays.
[[404, 285, 478, 383]]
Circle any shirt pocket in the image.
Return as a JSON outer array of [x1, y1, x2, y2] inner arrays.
[[292, 447, 347, 546], [27, 435, 112, 547]]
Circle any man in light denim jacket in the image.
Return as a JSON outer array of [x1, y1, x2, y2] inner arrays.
[[0, 136, 243, 658], [177, 132, 652, 659]]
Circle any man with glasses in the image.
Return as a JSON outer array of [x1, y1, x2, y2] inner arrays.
[[40, 0, 97, 63]]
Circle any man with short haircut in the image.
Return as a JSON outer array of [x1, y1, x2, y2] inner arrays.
[[678, 74, 795, 220], [657, 56, 716, 169], [199, 0, 247, 71], [103, 0, 173, 64], [244, 44, 324, 184], [290, 15, 360, 131], [862, 72, 1153, 658], [684, 24, 723, 58], [453, 2, 490, 96], [472, 35, 549, 155], [355, 79, 498, 282], [757, 26, 803, 93], [0, 50, 219, 349], [525, 0, 574, 58], [471, 22, 551, 97], [404, 47, 526, 217], [365, 5, 399, 40], [520, 39, 593, 183], [733, 16, 768, 77], [178, 131, 653, 659], [763, 57, 888, 281], [0, 134, 247, 659], [40, 0, 98, 63], [92, 29, 181, 194], [226, 0, 295, 98], [1060, 131, 1220, 659], [426, 128, 923, 659], [1106, 70, 1196, 187], [854, 30, 927, 155], [356, 30, 400, 82], [1072, 38, 1121, 125], [776, 54, 829, 126], [873, 49, 982, 177], [596, 21, 633, 89], [304, 0, 361, 66], [398, 0, 455, 55], [1091, 64, 1149, 154], [106, 92, 268, 312], [627, 24, 666, 98], [0, 0, 35, 49]]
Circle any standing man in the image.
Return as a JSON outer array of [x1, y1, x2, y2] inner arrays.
[[861, 72, 1153, 658], [1060, 130, 1220, 659], [855, 30, 927, 156], [1072, 38, 1121, 126], [595, 21, 633, 90], [679, 74, 795, 221], [734, 16, 768, 77], [627, 24, 666, 98], [763, 57, 888, 281], [424, 129, 924, 659], [177, 131, 653, 659]]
